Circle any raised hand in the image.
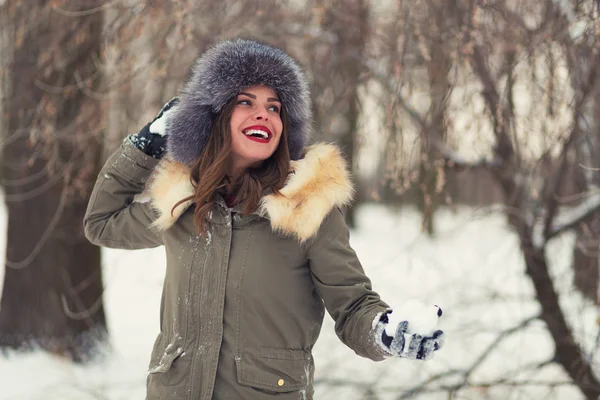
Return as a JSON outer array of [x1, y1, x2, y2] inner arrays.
[[129, 97, 180, 159]]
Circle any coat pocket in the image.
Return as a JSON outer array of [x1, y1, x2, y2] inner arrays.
[[147, 335, 190, 397], [235, 347, 311, 393], [148, 341, 185, 373]]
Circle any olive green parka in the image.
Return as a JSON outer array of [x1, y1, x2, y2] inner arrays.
[[84, 139, 389, 399]]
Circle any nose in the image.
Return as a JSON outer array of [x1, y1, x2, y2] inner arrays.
[[252, 108, 269, 121]]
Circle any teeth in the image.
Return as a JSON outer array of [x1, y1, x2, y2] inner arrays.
[[244, 129, 269, 139]]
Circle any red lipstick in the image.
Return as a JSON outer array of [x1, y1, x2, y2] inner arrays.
[[242, 125, 272, 143]]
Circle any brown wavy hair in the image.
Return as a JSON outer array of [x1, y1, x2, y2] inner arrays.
[[172, 96, 291, 236]]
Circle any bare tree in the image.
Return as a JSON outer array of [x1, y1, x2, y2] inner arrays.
[[443, 0, 600, 397], [324, 0, 369, 227], [559, 0, 600, 305], [401, 0, 455, 235], [0, 0, 107, 361], [322, 0, 600, 398], [365, 1, 456, 234], [300, 0, 370, 227]]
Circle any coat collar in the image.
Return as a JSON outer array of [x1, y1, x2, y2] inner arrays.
[[146, 143, 354, 242]]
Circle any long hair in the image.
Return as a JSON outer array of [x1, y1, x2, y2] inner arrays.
[[172, 96, 291, 236]]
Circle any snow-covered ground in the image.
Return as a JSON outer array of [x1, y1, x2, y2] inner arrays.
[[0, 203, 597, 400]]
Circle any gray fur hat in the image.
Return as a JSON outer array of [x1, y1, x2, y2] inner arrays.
[[166, 39, 312, 165]]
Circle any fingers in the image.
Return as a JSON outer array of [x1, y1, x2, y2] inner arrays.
[[432, 329, 445, 351], [416, 330, 445, 361], [374, 315, 394, 356], [393, 329, 445, 361], [404, 333, 422, 359], [390, 321, 425, 359], [417, 336, 436, 360], [389, 331, 407, 356], [380, 329, 393, 349], [150, 99, 179, 137], [394, 320, 409, 336], [374, 312, 445, 361], [157, 97, 180, 117]]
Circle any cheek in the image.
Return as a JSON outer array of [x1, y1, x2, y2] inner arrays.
[[274, 118, 283, 137], [230, 111, 242, 132], [230, 106, 251, 128], [230, 131, 241, 150], [229, 111, 246, 148], [273, 132, 283, 147]]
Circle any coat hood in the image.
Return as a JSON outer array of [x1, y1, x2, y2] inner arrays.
[[166, 39, 312, 165], [147, 143, 353, 242]]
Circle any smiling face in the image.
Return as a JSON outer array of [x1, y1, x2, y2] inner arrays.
[[228, 85, 283, 177]]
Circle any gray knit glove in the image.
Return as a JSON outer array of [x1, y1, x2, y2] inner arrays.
[[374, 300, 444, 360], [129, 97, 179, 159]]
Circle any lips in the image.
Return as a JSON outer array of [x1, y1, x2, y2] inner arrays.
[[242, 125, 272, 143]]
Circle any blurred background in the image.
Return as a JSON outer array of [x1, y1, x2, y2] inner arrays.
[[0, 0, 599, 399]]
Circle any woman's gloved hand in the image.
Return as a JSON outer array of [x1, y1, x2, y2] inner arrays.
[[374, 299, 445, 360], [129, 97, 179, 159]]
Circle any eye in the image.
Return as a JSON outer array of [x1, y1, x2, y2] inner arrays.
[[237, 99, 251, 106], [268, 104, 280, 113]]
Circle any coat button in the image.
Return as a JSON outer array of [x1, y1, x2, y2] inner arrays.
[[277, 379, 285, 386]]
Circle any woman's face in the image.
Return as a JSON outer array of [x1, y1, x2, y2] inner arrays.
[[228, 85, 283, 175]]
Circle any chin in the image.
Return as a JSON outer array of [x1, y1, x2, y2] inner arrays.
[[251, 155, 274, 166], [245, 149, 276, 162]]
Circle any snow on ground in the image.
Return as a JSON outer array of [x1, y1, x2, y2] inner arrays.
[[0, 202, 597, 400]]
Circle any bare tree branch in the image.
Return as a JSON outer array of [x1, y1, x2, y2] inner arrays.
[[546, 191, 600, 239], [431, 140, 503, 170], [4, 176, 67, 270], [50, 0, 119, 17]]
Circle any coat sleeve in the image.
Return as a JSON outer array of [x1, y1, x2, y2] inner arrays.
[[306, 207, 390, 361], [83, 138, 163, 249]]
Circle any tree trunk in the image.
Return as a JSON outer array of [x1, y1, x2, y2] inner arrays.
[[417, 1, 452, 236], [321, 0, 369, 228], [571, 167, 600, 304], [0, 0, 106, 362], [571, 62, 600, 304], [522, 242, 600, 399], [498, 174, 600, 399]]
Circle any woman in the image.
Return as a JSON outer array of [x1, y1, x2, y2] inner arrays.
[[84, 39, 444, 400]]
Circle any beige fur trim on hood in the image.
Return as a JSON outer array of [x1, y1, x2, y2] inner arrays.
[[146, 143, 354, 242]]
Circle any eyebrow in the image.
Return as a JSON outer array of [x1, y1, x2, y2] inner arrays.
[[239, 91, 281, 103]]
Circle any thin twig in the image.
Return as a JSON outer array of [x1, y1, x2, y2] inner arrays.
[[5, 180, 68, 269], [60, 291, 105, 321], [50, 0, 119, 17], [2, 172, 63, 202]]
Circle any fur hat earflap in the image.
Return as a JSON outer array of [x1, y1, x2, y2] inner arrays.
[[166, 38, 312, 165]]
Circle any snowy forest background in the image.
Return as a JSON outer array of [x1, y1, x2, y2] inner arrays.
[[0, 0, 600, 399]]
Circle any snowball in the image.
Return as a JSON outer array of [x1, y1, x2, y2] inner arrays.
[[385, 299, 441, 337]]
